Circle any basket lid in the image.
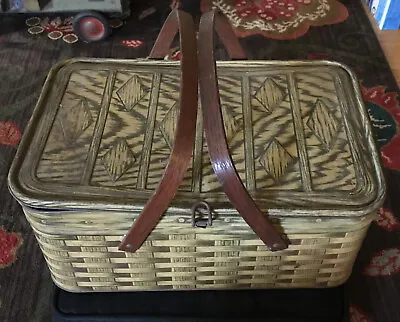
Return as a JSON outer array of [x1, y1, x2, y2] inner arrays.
[[8, 59, 385, 217]]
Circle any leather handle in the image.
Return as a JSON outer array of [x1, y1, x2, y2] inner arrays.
[[119, 10, 198, 252], [198, 10, 288, 251], [211, 11, 247, 60], [149, 9, 183, 59]]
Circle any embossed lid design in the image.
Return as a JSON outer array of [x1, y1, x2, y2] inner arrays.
[[8, 59, 385, 217]]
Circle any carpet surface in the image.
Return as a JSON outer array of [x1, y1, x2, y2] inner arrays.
[[0, 1, 399, 321]]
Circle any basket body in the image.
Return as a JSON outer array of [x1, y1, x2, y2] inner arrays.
[[25, 207, 373, 291], [9, 59, 385, 291]]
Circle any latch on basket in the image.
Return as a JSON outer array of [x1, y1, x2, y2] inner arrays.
[[119, 9, 288, 253], [191, 201, 213, 228]]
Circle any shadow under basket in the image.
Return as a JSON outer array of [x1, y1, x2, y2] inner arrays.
[[52, 285, 349, 322]]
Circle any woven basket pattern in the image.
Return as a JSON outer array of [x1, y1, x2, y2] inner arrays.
[[10, 60, 384, 292], [34, 226, 368, 291]]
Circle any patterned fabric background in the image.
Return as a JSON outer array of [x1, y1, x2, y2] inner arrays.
[[0, 0, 399, 321], [201, 0, 349, 39]]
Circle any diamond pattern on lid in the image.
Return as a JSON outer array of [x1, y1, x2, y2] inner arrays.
[[102, 139, 136, 182], [58, 98, 93, 146], [159, 102, 179, 150], [221, 106, 243, 143], [158, 102, 242, 150], [254, 78, 286, 113], [259, 139, 296, 181], [307, 99, 340, 149], [116, 75, 148, 111]]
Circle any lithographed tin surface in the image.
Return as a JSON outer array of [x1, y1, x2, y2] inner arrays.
[[9, 58, 384, 215], [8, 58, 385, 291]]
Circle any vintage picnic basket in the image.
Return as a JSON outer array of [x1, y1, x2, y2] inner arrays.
[[8, 9, 385, 292]]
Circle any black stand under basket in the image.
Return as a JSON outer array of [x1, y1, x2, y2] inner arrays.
[[52, 285, 349, 322]]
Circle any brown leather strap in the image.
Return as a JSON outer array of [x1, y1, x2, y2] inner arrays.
[[119, 10, 198, 252], [198, 10, 288, 251], [213, 12, 247, 59], [149, 9, 182, 58]]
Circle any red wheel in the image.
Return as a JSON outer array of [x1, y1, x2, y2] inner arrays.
[[73, 11, 111, 42]]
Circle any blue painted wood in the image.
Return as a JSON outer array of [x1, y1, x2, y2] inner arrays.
[[372, 0, 400, 30]]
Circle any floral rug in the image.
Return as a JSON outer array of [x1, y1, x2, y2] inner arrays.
[[201, 0, 349, 39], [0, 0, 399, 321]]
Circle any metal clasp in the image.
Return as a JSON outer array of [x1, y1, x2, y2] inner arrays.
[[191, 201, 212, 228]]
